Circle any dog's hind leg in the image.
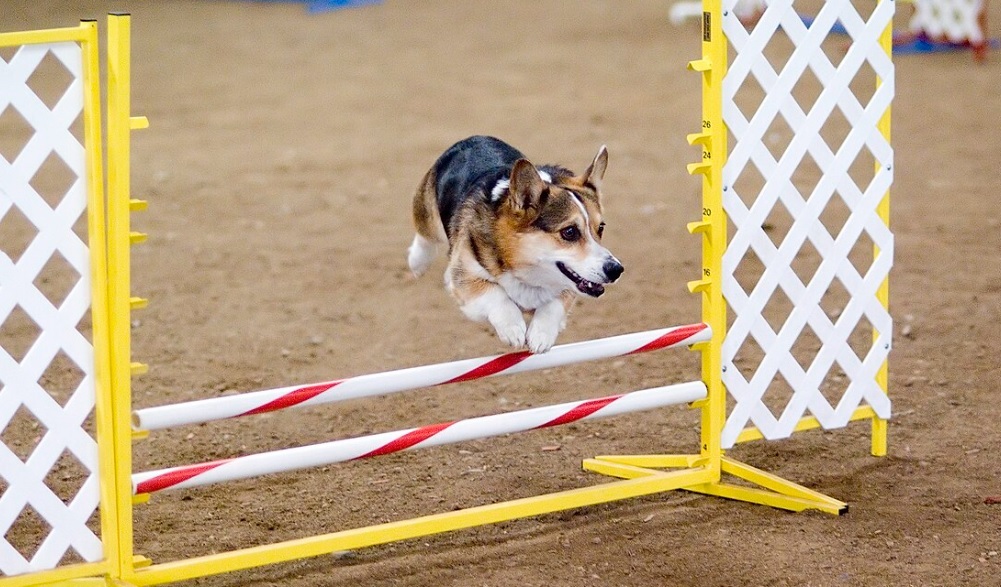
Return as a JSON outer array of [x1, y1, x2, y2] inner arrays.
[[408, 233, 439, 277], [408, 168, 446, 277]]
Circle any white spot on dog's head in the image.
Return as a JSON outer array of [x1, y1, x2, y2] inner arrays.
[[491, 179, 510, 202], [492, 169, 552, 203]]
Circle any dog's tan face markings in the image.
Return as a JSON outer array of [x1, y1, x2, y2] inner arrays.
[[492, 147, 620, 295], [503, 148, 608, 254], [553, 144, 608, 247]]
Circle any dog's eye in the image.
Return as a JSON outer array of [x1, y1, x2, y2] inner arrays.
[[597, 222, 605, 238], [560, 226, 581, 242]]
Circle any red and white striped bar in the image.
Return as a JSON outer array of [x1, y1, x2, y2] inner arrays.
[[133, 380, 707, 494], [133, 323, 710, 431]]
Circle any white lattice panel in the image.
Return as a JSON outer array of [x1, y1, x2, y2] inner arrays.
[[720, 0, 894, 448], [909, 0, 986, 44], [0, 41, 103, 575]]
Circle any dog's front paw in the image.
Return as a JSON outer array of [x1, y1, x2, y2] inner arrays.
[[526, 320, 559, 354], [525, 298, 567, 353], [492, 316, 527, 348]]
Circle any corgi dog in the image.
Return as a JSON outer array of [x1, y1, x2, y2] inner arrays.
[[407, 136, 623, 353]]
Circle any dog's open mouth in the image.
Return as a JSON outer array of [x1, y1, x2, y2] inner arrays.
[[556, 262, 605, 297]]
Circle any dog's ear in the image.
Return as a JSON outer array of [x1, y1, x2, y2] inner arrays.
[[581, 145, 608, 190], [507, 159, 547, 216]]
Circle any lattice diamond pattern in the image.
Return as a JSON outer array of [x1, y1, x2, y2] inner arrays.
[[909, 0, 986, 44], [720, 0, 894, 448], [0, 41, 103, 575]]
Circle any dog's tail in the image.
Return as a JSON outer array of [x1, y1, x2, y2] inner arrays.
[[408, 167, 446, 277]]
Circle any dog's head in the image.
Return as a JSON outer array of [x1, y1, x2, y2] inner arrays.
[[496, 146, 623, 297]]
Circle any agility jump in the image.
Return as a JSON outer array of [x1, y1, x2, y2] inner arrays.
[[0, 1, 894, 584]]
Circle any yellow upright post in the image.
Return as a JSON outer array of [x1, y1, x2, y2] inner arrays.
[[685, 0, 728, 482], [106, 12, 149, 582], [79, 16, 127, 583]]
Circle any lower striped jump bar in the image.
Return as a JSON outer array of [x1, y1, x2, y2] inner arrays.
[[133, 380, 707, 494]]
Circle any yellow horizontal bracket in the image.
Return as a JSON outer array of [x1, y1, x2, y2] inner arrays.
[[583, 459, 663, 480], [0, 25, 91, 46], [687, 58, 712, 72], [0, 562, 110, 587], [591, 454, 709, 470], [734, 406, 878, 444], [130, 296, 148, 310], [132, 429, 149, 442], [582, 461, 713, 487], [130, 115, 149, 130], [689, 398, 709, 409], [687, 131, 712, 146], [687, 161, 712, 176], [687, 278, 711, 294], [133, 555, 153, 569], [47, 570, 138, 585], [130, 362, 148, 376], [130, 198, 148, 212], [129, 232, 147, 245], [687, 220, 711, 235], [132, 493, 150, 505]]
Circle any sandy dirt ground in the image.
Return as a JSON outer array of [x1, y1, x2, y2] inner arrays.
[[4, 1, 1001, 585]]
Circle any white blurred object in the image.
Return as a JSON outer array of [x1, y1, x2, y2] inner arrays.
[[909, 0, 986, 44], [669, 1, 702, 25], [733, 0, 767, 24]]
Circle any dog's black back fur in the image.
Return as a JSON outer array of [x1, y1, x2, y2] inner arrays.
[[433, 136, 524, 235], [433, 136, 576, 238]]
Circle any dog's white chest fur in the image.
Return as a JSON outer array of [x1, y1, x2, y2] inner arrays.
[[497, 273, 560, 311]]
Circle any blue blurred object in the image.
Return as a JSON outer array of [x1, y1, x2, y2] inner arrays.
[[800, 13, 998, 58], [308, 0, 382, 13], [239, 0, 383, 13], [799, 15, 849, 36], [893, 35, 999, 55]]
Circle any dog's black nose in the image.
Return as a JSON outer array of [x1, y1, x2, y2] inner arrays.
[[604, 259, 624, 283]]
